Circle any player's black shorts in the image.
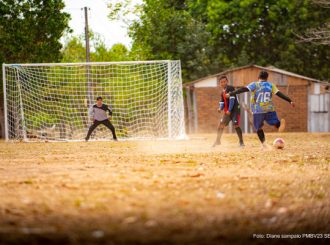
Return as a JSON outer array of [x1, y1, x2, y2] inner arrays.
[[220, 111, 241, 126]]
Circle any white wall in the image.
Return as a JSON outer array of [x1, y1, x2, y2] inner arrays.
[[309, 93, 330, 132], [194, 77, 217, 88]]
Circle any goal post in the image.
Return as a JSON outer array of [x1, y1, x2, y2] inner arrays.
[[3, 60, 185, 141], [167, 61, 172, 138], [2, 63, 9, 141]]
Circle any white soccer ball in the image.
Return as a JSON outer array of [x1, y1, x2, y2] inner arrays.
[[273, 138, 285, 149]]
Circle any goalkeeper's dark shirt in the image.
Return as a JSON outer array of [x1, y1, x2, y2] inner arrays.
[[220, 85, 240, 113]]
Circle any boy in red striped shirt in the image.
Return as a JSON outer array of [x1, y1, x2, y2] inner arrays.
[[212, 76, 245, 147]]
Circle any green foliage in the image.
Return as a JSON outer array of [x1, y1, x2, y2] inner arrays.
[[61, 34, 131, 62], [0, 0, 70, 63], [61, 37, 86, 62], [129, 0, 218, 81], [108, 0, 136, 21], [203, 0, 330, 80], [129, 0, 330, 81], [92, 43, 130, 62], [0, 0, 70, 91]]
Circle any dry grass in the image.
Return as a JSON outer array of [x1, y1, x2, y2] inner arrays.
[[0, 133, 329, 244]]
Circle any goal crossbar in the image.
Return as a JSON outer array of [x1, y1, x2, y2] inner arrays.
[[4, 60, 172, 67]]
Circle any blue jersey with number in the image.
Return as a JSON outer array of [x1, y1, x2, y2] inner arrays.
[[247, 81, 279, 114]]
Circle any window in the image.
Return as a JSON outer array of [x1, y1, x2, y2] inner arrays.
[[311, 94, 329, 113]]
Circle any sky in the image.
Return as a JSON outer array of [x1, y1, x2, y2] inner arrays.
[[63, 0, 142, 48]]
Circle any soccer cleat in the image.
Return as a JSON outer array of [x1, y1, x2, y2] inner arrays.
[[278, 119, 286, 132]]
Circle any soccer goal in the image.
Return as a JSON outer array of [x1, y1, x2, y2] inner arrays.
[[2, 60, 185, 141]]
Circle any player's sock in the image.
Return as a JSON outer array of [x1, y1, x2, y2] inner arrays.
[[257, 129, 265, 143], [235, 127, 244, 145], [213, 128, 223, 146]]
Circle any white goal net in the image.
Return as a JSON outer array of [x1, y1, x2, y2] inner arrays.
[[3, 60, 185, 141]]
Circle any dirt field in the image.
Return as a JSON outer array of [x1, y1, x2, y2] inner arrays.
[[0, 133, 329, 244]]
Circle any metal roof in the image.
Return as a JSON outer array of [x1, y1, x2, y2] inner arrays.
[[184, 65, 329, 87]]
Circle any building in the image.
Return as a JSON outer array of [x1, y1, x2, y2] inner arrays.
[[184, 65, 330, 133]]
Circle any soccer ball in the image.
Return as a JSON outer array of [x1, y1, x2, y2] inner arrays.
[[273, 138, 285, 149]]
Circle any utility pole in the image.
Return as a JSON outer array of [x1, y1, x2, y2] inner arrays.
[[84, 7, 90, 62], [83, 6, 92, 123]]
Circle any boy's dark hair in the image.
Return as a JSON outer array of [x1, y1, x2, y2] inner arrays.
[[259, 71, 269, 80], [96, 96, 103, 101], [217, 75, 228, 82]]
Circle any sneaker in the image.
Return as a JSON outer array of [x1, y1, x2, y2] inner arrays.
[[278, 119, 286, 132], [212, 141, 221, 147], [239, 142, 245, 147]]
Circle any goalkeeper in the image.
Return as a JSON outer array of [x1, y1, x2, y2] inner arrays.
[[212, 76, 245, 147], [85, 96, 118, 141]]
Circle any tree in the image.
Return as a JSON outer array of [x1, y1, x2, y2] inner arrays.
[[129, 0, 218, 81], [0, 0, 70, 65], [202, 0, 330, 80], [297, 0, 330, 45], [105, 43, 130, 61], [129, 0, 330, 81], [61, 34, 131, 62], [61, 36, 86, 62], [0, 0, 70, 138]]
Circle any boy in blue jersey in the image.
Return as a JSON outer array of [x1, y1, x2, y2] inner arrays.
[[226, 71, 295, 148]]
